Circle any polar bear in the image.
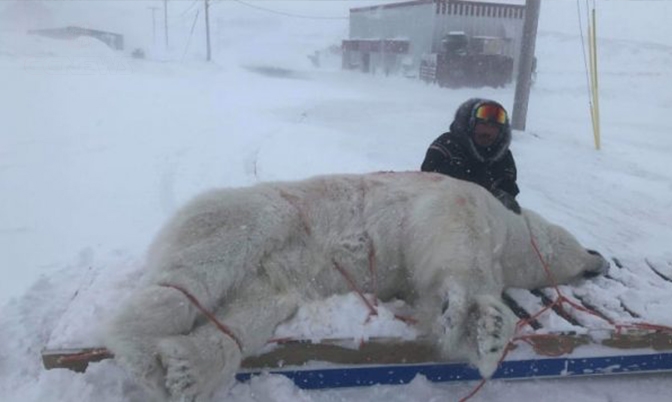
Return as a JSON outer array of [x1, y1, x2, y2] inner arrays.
[[104, 172, 608, 401]]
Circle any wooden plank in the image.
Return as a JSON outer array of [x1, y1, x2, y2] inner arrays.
[[524, 257, 672, 330], [237, 352, 672, 389], [42, 348, 113, 373], [594, 257, 672, 326], [504, 288, 583, 333], [603, 331, 672, 351], [502, 291, 542, 330], [645, 258, 672, 282], [242, 338, 437, 369], [609, 256, 672, 290], [531, 289, 584, 327], [42, 338, 439, 373], [42, 328, 672, 374]]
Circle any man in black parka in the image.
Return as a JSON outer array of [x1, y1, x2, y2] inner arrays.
[[421, 98, 521, 213]]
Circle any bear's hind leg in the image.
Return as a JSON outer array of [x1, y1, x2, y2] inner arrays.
[[157, 330, 240, 402], [156, 283, 300, 401], [103, 285, 200, 400]]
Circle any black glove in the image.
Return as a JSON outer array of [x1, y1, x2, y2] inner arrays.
[[492, 188, 521, 214]]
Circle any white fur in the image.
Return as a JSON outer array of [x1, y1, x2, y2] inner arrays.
[[104, 172, 607, 401]]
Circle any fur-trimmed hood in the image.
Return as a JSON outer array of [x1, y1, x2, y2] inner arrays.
[[449, 98, 512, 162]]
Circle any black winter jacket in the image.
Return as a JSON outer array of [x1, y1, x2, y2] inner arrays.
[[421, 130, 520, 198]]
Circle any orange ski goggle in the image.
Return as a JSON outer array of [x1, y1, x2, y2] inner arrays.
[[474, 104, 507, 125]]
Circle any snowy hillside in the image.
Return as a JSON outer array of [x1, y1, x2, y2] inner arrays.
[[1, 1, 671, 401]]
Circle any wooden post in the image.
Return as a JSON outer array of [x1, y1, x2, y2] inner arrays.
[[148, 6, 159, 45], [590, 7, 601, 149], [205, 0, 211, 61], [511, 0, 541, 131]]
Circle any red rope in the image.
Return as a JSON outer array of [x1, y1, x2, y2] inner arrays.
[[529, 237, 562, 296], [331, 237, 418, 327], [54, 234, 672, 402], [458, 378, 488, 402], [159, 283, 244, 352], [458, 342, 516, 402], [460, 235, 672, 401], [332, 259, 378, 317]]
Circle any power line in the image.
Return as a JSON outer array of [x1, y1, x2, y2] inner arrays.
[[164, 0, 169, 48], [178, 0, 200, 18], [182, 9, 201, 60], [576, 0, 593, 110], [148, 6, 159, 45], [205, 0, 212, 61], [226, 0, 348, 20]]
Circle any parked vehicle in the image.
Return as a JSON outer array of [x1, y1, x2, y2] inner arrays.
[[420, 32, 514, 88]]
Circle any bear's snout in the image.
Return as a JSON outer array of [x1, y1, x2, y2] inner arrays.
[[583, 249, 610, 278]]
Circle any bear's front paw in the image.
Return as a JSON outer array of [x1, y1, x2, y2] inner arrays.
[[469, 296, 516, 378]]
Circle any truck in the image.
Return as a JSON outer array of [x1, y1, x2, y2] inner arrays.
[[420, 32, 514, 89]]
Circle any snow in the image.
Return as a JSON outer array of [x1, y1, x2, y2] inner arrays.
[[1, 0, 672, 401], [272, 293, 419, 344]]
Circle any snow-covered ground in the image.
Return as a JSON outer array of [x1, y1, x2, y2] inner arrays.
[[1, 1, 671, 401]]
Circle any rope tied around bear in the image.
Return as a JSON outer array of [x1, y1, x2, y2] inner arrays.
[[460, 234, 672, 402], [330, 233, 418, 326], [519, 238, 672, 348], [159, 283, 244, 353]]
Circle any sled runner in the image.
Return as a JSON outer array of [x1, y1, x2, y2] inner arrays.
[[237, 351, 672, 389], [42, 257, 672, 389], [42, 332, 672, 388]]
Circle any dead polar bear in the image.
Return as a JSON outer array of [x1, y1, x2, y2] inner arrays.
[[104, 172, 608, 401]]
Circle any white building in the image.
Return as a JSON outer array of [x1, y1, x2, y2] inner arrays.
[[342, 0, 526, 78]]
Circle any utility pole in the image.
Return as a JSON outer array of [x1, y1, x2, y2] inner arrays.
[[511, 0, 541, 131], [204, 0, 211, 61], [148, 6, 159, 45], [163, 0, 169, 49]]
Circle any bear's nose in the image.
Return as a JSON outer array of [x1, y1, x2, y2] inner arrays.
[[583, 249, 610, 278]]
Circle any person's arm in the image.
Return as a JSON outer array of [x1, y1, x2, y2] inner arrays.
[[492, 151, 519, 197], [490, 151, 521, 213], [421, 137, 469, 179]]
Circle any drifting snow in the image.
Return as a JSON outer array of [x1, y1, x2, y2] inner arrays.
[[1, 1, 672, 401]]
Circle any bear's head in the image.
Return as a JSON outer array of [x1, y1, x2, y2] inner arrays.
[[505, 210, 610, 290]]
